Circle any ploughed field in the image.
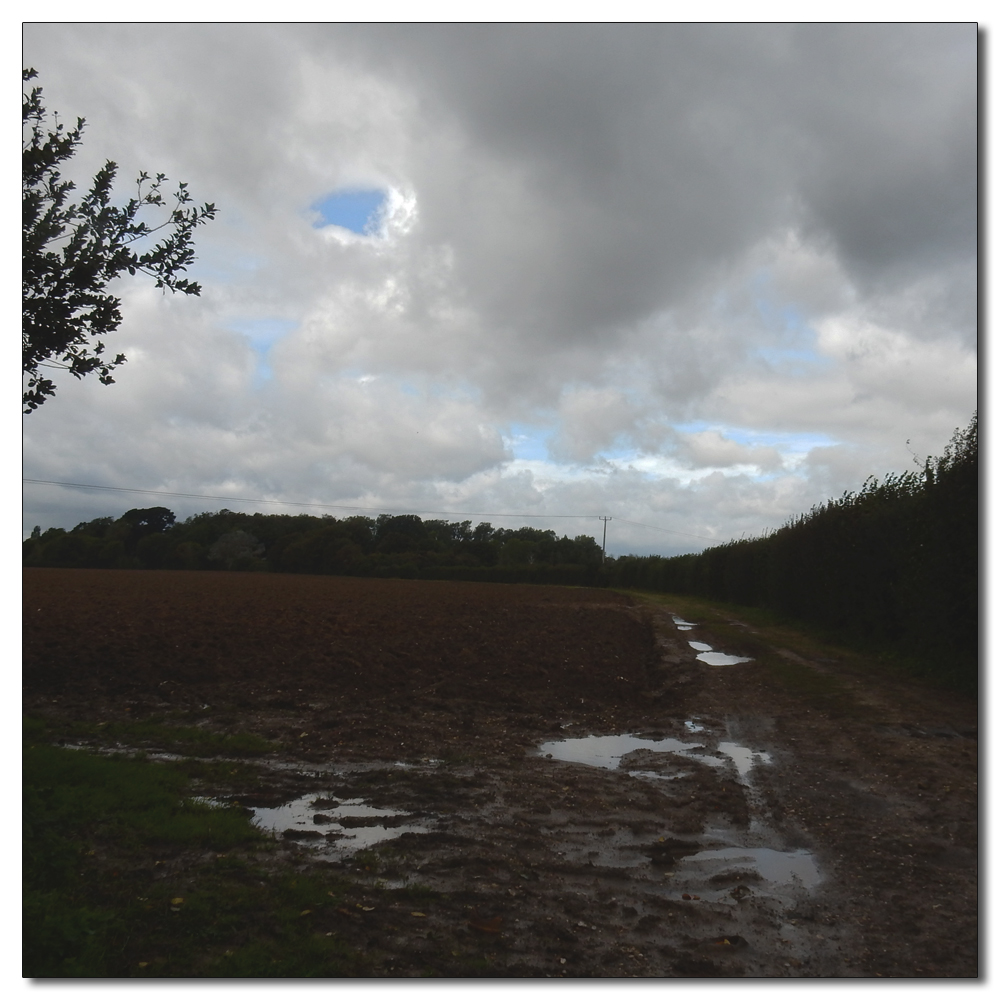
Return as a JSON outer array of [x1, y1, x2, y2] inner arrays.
[[23, 569, 978, 978]]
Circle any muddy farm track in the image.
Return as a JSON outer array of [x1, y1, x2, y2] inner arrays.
[[23, 569, 978, 978]]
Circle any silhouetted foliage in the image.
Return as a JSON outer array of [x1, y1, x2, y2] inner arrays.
[[23, 507, 605, 587], [209, 530, 265, 571], [22, 68, 216, 411]]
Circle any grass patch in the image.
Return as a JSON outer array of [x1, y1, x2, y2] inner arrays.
[[22, 720, 384, 978], [23, 743, 261, 856], [23, 740, 264, 976], [22, 728, 375, 977]]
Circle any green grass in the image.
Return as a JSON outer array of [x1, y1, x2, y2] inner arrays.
[[23, 743, 259, 856], [22, 725, 375, 977]]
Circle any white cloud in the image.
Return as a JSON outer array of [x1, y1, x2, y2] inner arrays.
[[22, 24, 977, 556], [676, 430, 785, 473]]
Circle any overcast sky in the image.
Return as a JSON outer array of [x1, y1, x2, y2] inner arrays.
[[21, 23, 978, 556]]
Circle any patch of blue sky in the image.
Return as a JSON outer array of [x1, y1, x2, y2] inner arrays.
[[312, 189, 387, 235], [228, 318, 297, 384], [504, 423, 553, 462], [747, 271, 830, 371], [752, 282, 808, 334], [229, 318, 297, 350], [753, 318, 831, 371], [673, 422, 836, 454], [593, 441, 643, 463]]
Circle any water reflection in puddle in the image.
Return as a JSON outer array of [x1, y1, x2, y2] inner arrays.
[[539, 733, 708, 771], [687, 640, 752, 666], [539, 732, 770, 784], [250, 795, 430, 854], [673, 616, 753, 665], [537, 724, 818, 896], [718, 741, 772, 777], [699, 652, 753, 666], [680, 847, 820, 888]]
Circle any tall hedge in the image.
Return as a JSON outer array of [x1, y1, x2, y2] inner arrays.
[[609, 414, 978, 691]]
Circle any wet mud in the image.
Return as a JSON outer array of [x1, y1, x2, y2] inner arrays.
[[23, 569, 978, 978]]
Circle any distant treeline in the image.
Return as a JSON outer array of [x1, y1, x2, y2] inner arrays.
[[24, 414, 977, 689], [22, 508, 606, 587], [607, 413, 978, 692]]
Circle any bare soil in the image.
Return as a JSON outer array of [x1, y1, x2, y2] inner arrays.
[[23, 568, 978, 978]]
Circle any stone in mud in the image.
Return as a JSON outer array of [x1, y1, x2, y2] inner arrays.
[[283, 828, 323, 839], [645, 838, 702, 867], [337, 814, 411, 828], [701, 934, 750, 950]]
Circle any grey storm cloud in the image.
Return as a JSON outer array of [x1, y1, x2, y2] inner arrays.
[[21, 23, 976, 555], [329, 23, 976, 339]]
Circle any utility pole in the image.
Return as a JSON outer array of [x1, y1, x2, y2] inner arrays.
[[599, 516, 612, 563]]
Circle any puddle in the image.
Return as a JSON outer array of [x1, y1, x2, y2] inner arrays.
[[717, 741, 772, 778], [687, 639, 752, 666], [539, 720, 822, 907], [678, 847, 821, 888], [698, 651, 753, 666], [534, 730, 815, 897], [249, 794, 431, 855], [538, 732, 771, 785], [673, 615, 753, 665], [539, 733, 707, 770]]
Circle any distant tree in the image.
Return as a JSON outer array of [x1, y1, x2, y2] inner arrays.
[[22, 68, 217, 412], [209, 530, 264, 570], [118, 506, 176, 535]]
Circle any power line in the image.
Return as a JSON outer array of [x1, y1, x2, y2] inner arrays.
[[22, 478, 601, 522], [23, 478, 721, 542], [598, 515, 611, 561]]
